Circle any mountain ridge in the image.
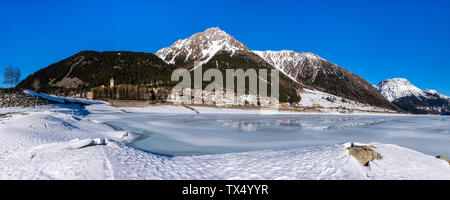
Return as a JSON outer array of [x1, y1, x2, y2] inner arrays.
[[253, 50, 397, 110], [18, 50, 176, 92]]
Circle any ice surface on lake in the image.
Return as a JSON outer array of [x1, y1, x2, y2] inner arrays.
[[88, 112, 450, 157]]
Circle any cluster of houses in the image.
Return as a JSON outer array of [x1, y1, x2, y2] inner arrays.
[[63, 78, 116, 99], [60, 78, 298, 108], [167, 88, 280, 107], [67, 91, 94, 99]]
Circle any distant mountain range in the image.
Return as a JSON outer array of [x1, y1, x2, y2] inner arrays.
[[19, 27, 403, 111], [377, 78, 450, 115]]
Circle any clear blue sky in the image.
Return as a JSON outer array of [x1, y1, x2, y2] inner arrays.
[[1, 0, 449, 95]]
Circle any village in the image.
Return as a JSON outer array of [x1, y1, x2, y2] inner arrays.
[[59, 77, 295, 108], [56, 78, 371, 113], [167, 87, 280, 107]]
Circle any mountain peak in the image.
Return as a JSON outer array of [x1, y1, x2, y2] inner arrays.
[[378, 78, 450, 114], [378, 78, 417, 89], [377, 78, 424, 102], [156, 27, 250, 64], [203, 26, 224, 34], [382, 78, 410, 84]]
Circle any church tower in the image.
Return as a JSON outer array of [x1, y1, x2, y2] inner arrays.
[[110, 78, 114, 88]]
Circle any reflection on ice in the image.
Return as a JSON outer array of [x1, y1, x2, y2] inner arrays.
[[216, 119, 263, 132], [87, 112, 450, 157], [216, 118, 303, 132]]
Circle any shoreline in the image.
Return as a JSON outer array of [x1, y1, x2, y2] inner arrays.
[[106, 100, 407, 116]]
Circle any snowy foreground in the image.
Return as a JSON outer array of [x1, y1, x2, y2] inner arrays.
[[1, 102, 450, 179]]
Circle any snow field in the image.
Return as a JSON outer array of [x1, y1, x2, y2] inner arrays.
[[1, 104, 449, 179]]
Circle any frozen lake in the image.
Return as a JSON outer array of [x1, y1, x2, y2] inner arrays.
[[88, 112, 450, 157]]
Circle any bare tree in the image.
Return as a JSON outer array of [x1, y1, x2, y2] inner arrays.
[[3, 65, 21, 88], [3, 65, 14, 88], [33, 78, 41, 92], [13, 67, 21, 87]]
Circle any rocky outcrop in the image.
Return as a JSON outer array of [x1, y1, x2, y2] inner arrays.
[[0, 89, 49, 108], [347, 144, 382, 166], [436, 155, 450, 165]]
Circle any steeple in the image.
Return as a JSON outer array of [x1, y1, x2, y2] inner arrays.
[[110, 78, 114, 88]]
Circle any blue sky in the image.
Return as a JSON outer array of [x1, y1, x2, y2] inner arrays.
[[1, 0, 449, 95]]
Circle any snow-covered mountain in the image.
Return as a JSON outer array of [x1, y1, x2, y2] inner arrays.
[[376, 78, 425, 102], [423, 89, 450, 100], [253, 50, 324, 82], [156, 27, 251, 65], [154, 27, 399, 111], [155, 27, 304, 103], [377, 78, 450, 115], [253, 50, 397, 111]]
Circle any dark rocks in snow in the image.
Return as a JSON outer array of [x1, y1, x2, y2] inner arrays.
[[436, 155, 450, 165], [0, 89, 49, 108]]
